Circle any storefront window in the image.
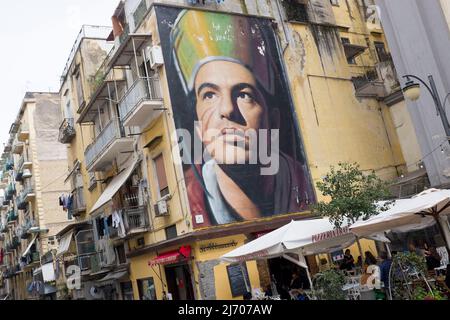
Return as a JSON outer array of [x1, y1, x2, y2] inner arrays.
[[120, 281, 134, 300], [137, 278, 157, 300]]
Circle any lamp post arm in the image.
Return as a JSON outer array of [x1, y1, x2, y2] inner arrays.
[[444, 93, 450, 117], [402, 75, 437, 101]]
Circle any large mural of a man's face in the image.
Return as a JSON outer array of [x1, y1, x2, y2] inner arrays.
[[156, 7, 315, 228]]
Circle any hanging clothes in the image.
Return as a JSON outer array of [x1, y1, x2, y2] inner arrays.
[[103, 217, 110, 237], [67, 194, 74, 210], [112, 210, 126, 238]]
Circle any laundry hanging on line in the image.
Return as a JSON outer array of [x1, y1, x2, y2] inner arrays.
[[59, 194, 74, 211]]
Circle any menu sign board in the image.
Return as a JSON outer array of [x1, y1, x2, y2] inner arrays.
[[226, 263, 250, 297]]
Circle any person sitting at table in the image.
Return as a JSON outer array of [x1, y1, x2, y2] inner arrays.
[[360, 265, 372, 287], [340, 249, 355, 271], [364, 251, 378, 266], [356, 256, 362, 267], [424, 246, 441, 271]]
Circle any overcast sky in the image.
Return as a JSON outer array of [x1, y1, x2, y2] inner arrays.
[[0, 0, 118, 146]]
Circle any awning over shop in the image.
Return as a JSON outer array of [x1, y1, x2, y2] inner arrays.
[[90, 158, 141, 213], [22, 234, 38, 258], [56, 231, 73, 257], [97, 270, 128, 283], [148, 246, 192, 266]]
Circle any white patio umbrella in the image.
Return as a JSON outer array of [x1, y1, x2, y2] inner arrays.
[[221, 218, 355, 264], [350, 189, 450, 253], [220, 218, 385, 289]]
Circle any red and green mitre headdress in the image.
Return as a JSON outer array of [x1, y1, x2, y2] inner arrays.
[[170, 10, 276, 96]]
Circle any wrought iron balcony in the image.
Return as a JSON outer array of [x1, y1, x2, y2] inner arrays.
[[84, 118, 133, 172], [7, 210, 18, 224], [16, 191, 28, 210], [58, 118, 76, 144], [118, 77, 164, 129], [5, 184, 15, 200], [109, 206, 150, 239]]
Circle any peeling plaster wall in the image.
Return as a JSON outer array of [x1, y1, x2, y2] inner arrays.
[[27, 93, 72, 253], [307, 0, 336, 25]]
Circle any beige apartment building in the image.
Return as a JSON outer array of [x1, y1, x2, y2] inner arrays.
[[0, 92, 72, 300]]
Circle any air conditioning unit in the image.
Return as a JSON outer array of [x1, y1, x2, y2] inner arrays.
[[146, 45, 164, 69], [154, 198, 168, 217]]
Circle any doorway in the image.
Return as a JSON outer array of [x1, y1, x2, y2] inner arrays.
[[164, 263, 194, 300]]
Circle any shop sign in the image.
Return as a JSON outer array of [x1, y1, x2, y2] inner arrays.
[[311, 226, 350, 243], [199, 240, 238, 253]]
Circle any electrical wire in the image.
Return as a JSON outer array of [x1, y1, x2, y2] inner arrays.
[[405, 139, 448, 171]]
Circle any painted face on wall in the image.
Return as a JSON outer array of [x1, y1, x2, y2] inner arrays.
[[194, 61, 270, 165], [157, 7, 315, 227]]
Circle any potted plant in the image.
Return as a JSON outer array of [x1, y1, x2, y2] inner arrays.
[[312, 269, 347, 300], [413, 287, 447, 300]]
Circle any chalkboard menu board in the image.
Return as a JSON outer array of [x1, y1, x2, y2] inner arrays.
[[226, 264, 250, 297]]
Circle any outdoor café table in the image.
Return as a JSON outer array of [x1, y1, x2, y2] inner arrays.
[[342, 283, 360, 291]]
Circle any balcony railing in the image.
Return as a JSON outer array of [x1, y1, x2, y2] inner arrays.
[[69, 187, 86, 217], [109, 206, 150, 239], [58, 118, 76, 144], [61, 25, 113, 81], [5, 183, 15, 200], [7, 210, 18, 223], [84, 118, 127, 170], [118, 77, 163, 127], [21, 184, 36, 202], [16, 191, 28, 210]]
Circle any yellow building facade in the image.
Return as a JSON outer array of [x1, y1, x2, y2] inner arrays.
[[49, 0, 422, 301]]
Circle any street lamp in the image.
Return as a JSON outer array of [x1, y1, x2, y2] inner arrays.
[[402, 74, 450, 143]]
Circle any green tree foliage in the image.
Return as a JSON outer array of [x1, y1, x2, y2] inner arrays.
[[312, 269, 346, 300], [314, 162, 393, 228]]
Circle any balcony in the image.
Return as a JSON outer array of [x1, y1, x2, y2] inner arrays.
[[0, 224, 8, 233], [68, 187, 86, 218], [18, 123, 29, 142], [58, 118, 76, 144], [16, 192, 28, 210], [5, 183, 16, 200], [61, 25, 113, 81], [109, 206, 150, 239], [7, 210, 18, 224], [352, 58, 401, 99], [23, 185, 36, 202], [12, 140, 24, 155], [84, 119, 134, 172], [119, 77, 164, 129], [20, 218, 36, 239]]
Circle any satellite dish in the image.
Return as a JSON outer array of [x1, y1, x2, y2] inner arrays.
[[90, 286, 103, 300]]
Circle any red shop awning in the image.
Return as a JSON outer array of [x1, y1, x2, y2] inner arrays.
[[148, 246, 192, 267]]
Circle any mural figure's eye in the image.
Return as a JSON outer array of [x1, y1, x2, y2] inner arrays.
[[203, 92, 217, 101], [237, 92, 255, 104]]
